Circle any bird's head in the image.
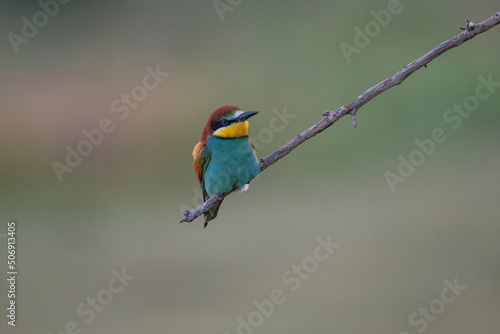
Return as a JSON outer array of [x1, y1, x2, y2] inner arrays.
[[199, 105, 258, 142]]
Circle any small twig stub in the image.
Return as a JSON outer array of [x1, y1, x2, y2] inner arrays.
[[350, 109, 358, 128], [460, 18, 475, 31]]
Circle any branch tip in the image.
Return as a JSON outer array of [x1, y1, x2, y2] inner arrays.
[[180, 214, 189, 223], [180, 208, 196, 223]]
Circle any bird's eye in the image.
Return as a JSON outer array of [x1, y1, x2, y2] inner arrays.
[[221, 119, 229, 126]]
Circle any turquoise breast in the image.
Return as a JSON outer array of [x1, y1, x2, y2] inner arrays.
[[204, 136, 260, 196]]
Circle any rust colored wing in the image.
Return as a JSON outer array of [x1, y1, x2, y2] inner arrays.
[[192, 141, 211, 200]]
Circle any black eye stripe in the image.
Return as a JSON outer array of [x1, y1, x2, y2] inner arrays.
[[211, 118, 236, 131]]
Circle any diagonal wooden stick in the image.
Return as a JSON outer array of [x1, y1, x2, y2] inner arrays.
[[181, 12, 500, 224]]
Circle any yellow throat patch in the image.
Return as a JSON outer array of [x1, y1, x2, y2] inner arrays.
[[214, 121, 249, 138]]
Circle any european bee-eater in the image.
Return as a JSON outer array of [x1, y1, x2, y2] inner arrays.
[[192, 105, 260, 227]]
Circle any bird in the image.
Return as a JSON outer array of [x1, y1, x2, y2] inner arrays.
[[192, 105, 260, 227]]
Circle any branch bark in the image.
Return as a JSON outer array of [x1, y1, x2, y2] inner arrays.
[[180, 11, 500, 224]]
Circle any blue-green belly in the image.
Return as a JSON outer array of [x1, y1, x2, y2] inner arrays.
[[204, 136, 260, 196]]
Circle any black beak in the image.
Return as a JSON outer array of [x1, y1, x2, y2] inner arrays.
[[236, 111, 259, 122]]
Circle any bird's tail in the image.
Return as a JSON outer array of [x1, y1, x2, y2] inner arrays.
[[204, 198, 223, 228]]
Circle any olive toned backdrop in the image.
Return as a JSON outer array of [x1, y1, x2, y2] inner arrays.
[[1, 1, 499, 333]]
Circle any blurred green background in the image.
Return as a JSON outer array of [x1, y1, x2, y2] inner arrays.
[[1, 0, 499, 333]]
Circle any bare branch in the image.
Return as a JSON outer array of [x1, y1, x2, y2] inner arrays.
[[180, 11, 500, 224]]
